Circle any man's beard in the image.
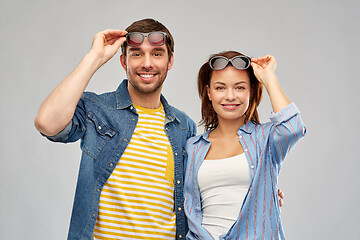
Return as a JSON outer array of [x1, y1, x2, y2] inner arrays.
[[128, 73, 167, 95]]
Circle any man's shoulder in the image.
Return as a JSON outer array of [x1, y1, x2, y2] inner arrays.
[[169, 105, 195, 125], [169, 105, 189, 118], [81, 90, 118, 109]]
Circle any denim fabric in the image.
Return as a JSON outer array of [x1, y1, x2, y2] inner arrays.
[[184, 103, 306, 240], [46, 80, 196, 240]]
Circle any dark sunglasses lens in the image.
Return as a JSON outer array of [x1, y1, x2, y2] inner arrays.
[[210, 57, 228, 70], [232, 56, 250, 69], [148, 32, 165, 46], [126, 33, 144, 46]]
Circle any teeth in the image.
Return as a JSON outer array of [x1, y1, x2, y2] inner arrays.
[[139, 74, 155, 78], [224, 105, 238, 107]]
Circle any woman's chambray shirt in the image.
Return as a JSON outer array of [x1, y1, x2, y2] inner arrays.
[[45, 80, 196, 240], [184, 103, 306, 240]]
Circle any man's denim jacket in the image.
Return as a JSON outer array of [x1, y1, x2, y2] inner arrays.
[[46, 80, 196, 240]]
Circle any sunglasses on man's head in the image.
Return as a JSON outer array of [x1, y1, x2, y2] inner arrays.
[[209, 56, 251, 70], [125, 32, 167, 47]]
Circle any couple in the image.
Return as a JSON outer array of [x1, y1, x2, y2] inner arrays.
[[35, 18, 306, 240]]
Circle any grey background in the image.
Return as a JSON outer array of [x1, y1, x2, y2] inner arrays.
[[1, 0, 359, 239]]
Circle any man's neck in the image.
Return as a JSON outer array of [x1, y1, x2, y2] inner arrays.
[[127, 86, 162, 109]]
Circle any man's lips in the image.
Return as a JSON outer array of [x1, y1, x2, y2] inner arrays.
[[138, 73, 157, 81]]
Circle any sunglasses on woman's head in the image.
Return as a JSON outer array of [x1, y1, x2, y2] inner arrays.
[[209, 55, 251, 70], [125, 32, 167, 47]]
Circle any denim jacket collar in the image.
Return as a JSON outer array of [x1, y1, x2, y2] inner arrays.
[[115, 80, 180, 124]]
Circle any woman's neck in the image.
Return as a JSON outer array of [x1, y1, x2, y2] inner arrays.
[[210, 118, 245, 139]]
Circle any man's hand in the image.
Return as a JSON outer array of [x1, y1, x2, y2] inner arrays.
[[278, 189, 285, 207], [89, 29, 128, 67]]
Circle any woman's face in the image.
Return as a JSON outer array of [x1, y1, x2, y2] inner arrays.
[[207, 66, 251, 124]]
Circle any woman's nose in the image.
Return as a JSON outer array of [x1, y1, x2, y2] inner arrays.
[[225, 89, 236, 100]]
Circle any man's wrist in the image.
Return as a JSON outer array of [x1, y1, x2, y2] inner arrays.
[[84, 51, 104, 71]]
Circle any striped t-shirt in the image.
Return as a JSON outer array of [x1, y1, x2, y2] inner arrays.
[[94, 104, 176, 240]]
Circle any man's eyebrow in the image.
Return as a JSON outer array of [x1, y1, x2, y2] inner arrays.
[[152, 48, 166, 52], [128, 47, 141, 51]]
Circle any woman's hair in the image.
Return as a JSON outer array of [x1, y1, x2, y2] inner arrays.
[[198, 50, 263, 131]]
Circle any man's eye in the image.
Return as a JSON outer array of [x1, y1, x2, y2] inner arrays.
[[132, 53, 141, 57], [154, 53, 162, 57]]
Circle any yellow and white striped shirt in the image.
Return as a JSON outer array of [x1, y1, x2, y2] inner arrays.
[[94, 104, 175, 240]]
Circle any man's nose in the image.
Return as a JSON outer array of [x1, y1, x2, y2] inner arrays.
[[141, 54, 153, 69]]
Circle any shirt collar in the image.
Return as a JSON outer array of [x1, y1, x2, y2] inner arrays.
[[238, 121, 256, 134], [192, 121, 257, 145]]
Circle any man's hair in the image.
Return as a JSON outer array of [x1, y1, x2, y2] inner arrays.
[[121, 18, 174, 60], [198, 51, 263, 131]]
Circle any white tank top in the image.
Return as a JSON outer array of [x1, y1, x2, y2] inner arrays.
[[198, 153, 251, 239]]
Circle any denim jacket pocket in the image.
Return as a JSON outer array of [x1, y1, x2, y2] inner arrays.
[[82, 111, 117, 160]]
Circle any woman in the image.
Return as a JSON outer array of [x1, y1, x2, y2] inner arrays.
[[184, 51, 306, 239]]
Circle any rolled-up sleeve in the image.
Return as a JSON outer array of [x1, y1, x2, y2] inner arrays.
[[41, 96, 88, 144], [269, 102, 306, 166]]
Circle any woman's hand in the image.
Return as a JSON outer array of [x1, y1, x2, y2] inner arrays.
[[251, 55, 290, 113], [251, 55, 277, 86]]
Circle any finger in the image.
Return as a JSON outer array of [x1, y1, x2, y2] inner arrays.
[[101, 29, 128, 37], [112, 37, 127, 50], [278, 189, 285, 199], [104, 31, 127, 44], [250, 62, 263, 70], [279, 198, 284, 207]]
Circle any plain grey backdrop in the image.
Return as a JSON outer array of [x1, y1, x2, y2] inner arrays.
[[1, 0, 359, 239]]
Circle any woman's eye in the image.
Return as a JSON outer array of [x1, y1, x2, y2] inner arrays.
[[215, 87, 225, 90]]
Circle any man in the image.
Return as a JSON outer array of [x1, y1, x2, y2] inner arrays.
[[35, 19, 196, 239]]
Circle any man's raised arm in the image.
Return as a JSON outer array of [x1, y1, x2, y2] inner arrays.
[[34, 29, 127, 136]]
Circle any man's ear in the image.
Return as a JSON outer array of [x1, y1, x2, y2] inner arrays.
[[120, 55, 127, 71], [167, 53, 174, 70]]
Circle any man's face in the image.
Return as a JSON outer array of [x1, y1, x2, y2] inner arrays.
[[120, 37, 174, 96]]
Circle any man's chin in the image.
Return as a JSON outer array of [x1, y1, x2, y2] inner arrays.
[[132, 83, 162, 95]]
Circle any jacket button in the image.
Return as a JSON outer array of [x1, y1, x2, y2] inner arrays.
[[251, 165, 254, 169], [179, 235, 182, 238], [124, 139, 128, 142], [98, 126, 102, 130], [93, 213, 96, 217], [175, 152, 178, 156], [178, 207, 182, 211], [177, 180, 181, 184], [110, 163, 113, 167]]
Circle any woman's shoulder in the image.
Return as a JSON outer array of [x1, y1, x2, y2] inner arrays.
[[186, 131, 210, 147], [239, 121, 273, 136]]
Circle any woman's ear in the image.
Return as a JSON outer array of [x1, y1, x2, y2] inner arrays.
[[206, 85, 211, 101]]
